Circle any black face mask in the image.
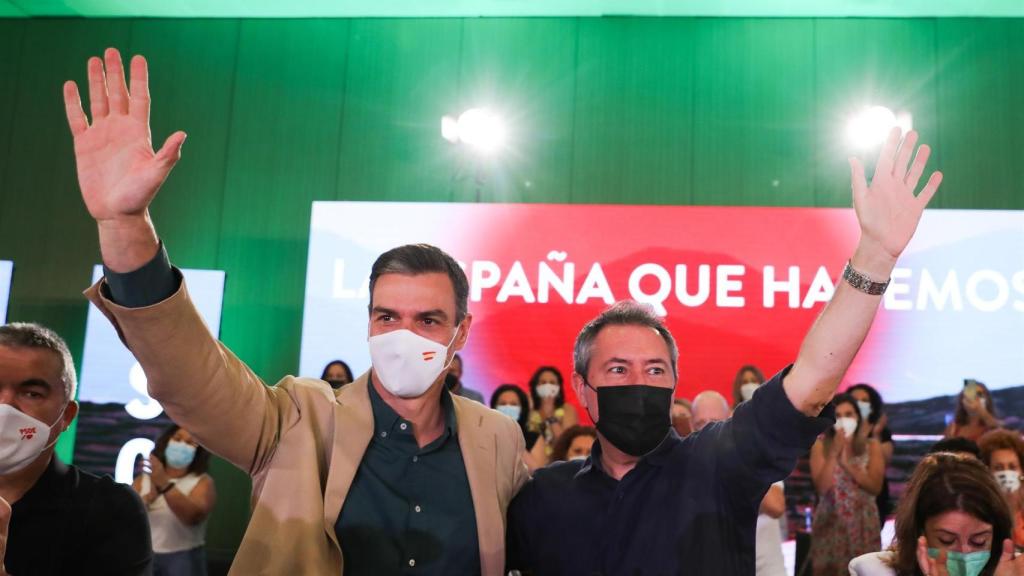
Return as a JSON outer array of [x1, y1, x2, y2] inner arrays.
[[326, 379, 349, 390], [585, 380, 672, 457]]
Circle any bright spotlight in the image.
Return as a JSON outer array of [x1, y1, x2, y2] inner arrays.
[[846, 106, 913, 149], [440, 107, 506, 154]]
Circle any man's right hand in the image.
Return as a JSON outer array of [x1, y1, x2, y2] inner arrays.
[[63, 47, 186, 272]]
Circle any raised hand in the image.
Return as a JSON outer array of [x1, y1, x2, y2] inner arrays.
[[995, 538, 1024, 576], [63, 48, 185, 271], [916, 537, 950, 576], [849, 128, 942, 276]]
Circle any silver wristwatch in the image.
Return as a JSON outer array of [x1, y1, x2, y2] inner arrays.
[[842, 261, 889, 295]]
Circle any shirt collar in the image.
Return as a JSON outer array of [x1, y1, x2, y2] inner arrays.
[[367, 373, 457, 438], [574, 428, 678, 480]]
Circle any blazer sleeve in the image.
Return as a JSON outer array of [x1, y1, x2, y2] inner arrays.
[[84, 275, 301, 476]]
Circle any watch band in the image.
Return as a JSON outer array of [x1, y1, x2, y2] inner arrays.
[[842, 261, 889, 295]]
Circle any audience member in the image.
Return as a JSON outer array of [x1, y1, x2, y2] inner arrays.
[[809, 393, 884, 576], [320, 360, 354, 389], [692, 390, 786, 576], [850, 452, 1023, 575], [133, 424, 216, 576], [945, 380, 1001, 443], [447, 353, 486, 404], [732, 364, 766, 407], [549, 425, 597, 463], [671, 397, 693, 437], [0, 322, 151, 574], [848, 382, 896, 527], [978, 429, 1024, 550], [490, 384, 547, 470], [527, 366, 578, 449], [930, 437, 982, 459], [691, 390, 731, 432]]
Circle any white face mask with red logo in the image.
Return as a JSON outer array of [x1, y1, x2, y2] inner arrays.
[[369, 328, 458, 398], [0, 403, 66, 475]]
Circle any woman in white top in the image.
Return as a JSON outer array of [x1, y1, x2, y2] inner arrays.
[[133, 425, 217, 576], [850, 452, 1021, 576]]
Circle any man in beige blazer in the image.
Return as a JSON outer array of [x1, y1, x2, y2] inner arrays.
[[64, 48, 528, 575]]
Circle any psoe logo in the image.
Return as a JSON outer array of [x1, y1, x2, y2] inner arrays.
[[19, 427, 36, 440]]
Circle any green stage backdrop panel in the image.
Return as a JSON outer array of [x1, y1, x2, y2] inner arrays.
[[0, 16, 1022, 564], [335, 19, 463, 203], [571, 18, 697, 205], [690, 18, 817, 207], [453, 18, 578, 204], [812, 19, 940, 207], [935, 19, 1024, 210]]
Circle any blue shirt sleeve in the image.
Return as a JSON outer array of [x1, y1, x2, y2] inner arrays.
[[101, 242, 180, 308], [693, 364, 834, 508]]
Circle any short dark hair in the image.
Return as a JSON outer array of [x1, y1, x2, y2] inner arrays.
[[151, 424, 211, 476], [0, 322, 77, 401], [320, 360, 353, 383], [888, 453, 1011, 576], [369, 244, 469, 324], [929, 437, 981, 459], [573, 301, 679, 380]]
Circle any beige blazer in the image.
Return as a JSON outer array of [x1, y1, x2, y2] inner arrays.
[[85, 279, 529, 575]]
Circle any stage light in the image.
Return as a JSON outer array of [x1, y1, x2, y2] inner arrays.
[[846, 106, 913, 149], [441, 115, 459, 143], [440, 107, 507, 154]]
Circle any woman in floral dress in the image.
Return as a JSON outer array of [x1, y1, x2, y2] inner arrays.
[[809, 394, 885, 576]]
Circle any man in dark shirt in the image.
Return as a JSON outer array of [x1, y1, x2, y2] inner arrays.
[[0, 323, 151, 575], [508, 128, 944, 575]]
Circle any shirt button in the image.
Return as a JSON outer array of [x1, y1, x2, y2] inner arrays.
[[408, 559, 416, 567], [379, 431, 387, 438], [400, 422, 408, 431], [414, 505, 422, 513], [412, 456, 419, 463]]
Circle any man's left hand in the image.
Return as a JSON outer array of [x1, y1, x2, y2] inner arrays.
[[849, 128, 943, 277]]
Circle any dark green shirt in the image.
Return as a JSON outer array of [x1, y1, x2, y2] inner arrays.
[[334, 377, 480, 576]]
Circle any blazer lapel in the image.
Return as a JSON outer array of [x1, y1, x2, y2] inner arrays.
[[323, 374, 375, 549], [455, 397, 503, 576]]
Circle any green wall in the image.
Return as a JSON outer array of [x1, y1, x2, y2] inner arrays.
[[0, 16, 1021, 560]]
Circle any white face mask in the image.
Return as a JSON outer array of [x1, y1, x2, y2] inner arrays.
[[569, 455, 588, 462], [740, 383, 760, 402], [857, 401, 872, 421], [995, 470, 1022, 494], [536, 383, 560, 399], [834, 417, 858, 438], [0, 403, 66, 475], [369, 328, 458, 398]]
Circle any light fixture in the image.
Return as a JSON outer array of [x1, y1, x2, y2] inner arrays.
[[846, 106, 913, 149], [441, 107, 507, 154]]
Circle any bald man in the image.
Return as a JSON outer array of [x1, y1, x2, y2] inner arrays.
[[691, 391, 731, 432]]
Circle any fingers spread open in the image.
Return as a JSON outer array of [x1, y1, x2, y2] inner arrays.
[[87, 56, 109, 119], [63, 81, 89, 136], [892, 130, 918, 180], [873, 126, 902, 181], [129, 54, 151, 123], [104, 47, 130, 115]]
